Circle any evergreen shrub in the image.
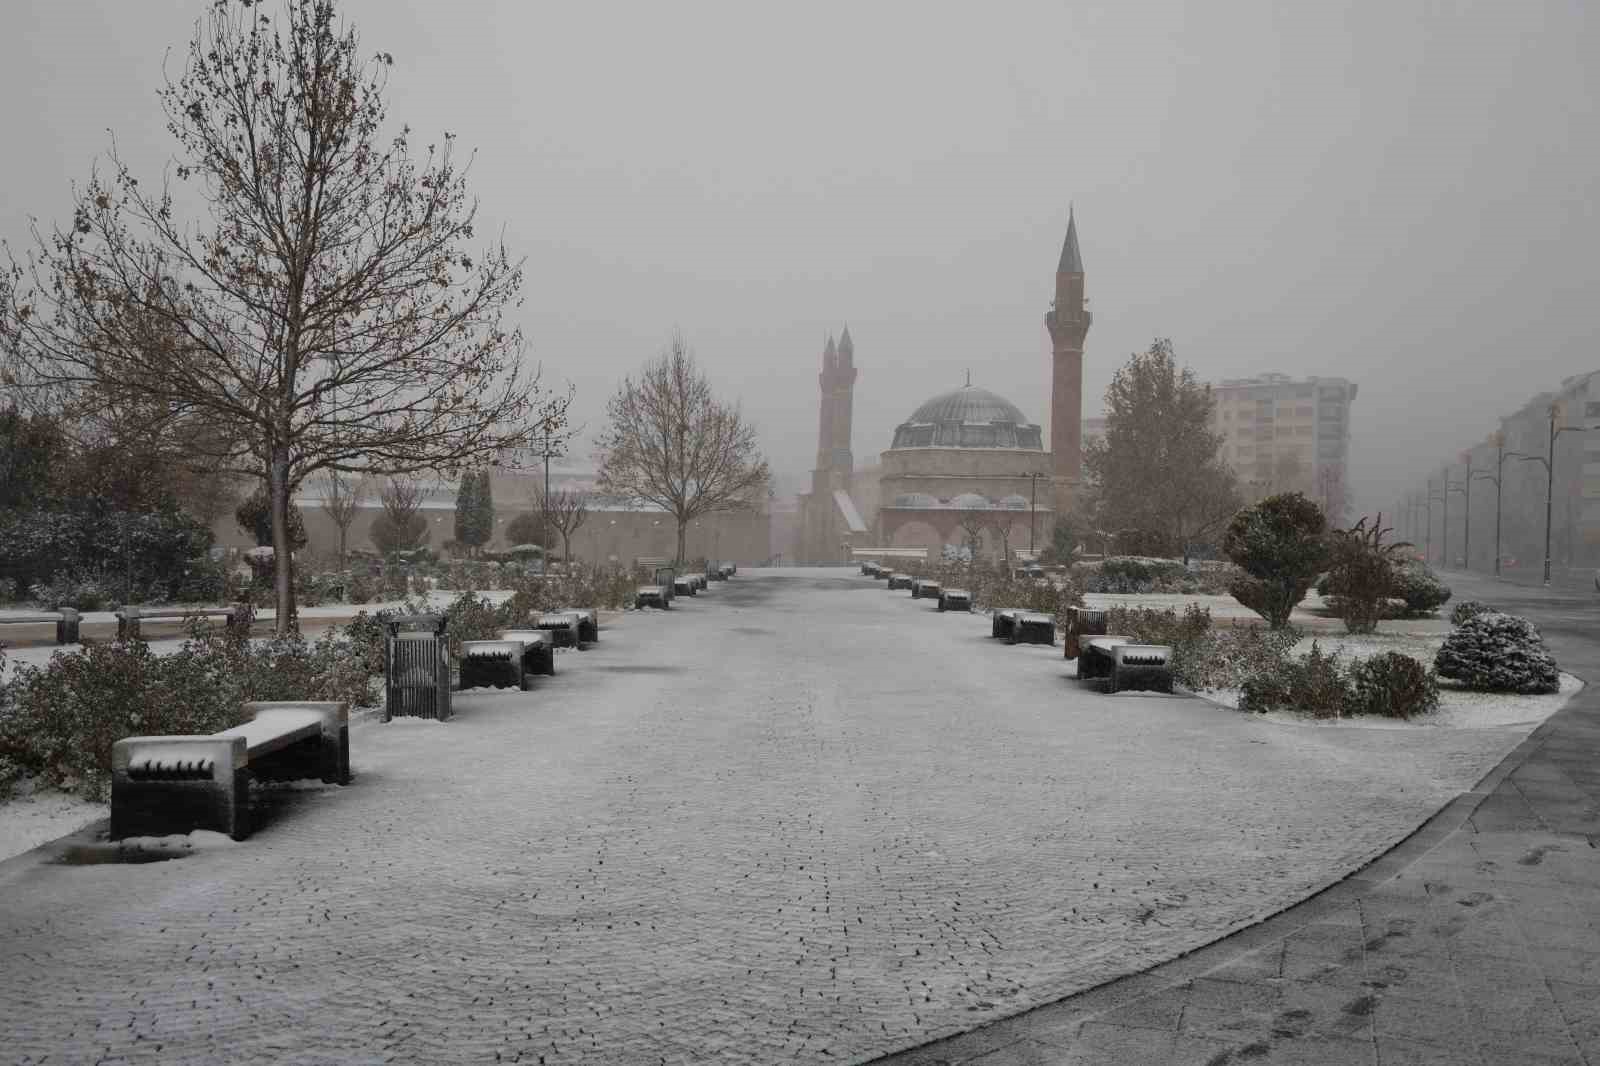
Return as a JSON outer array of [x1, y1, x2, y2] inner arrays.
[[1434, 611, 1559, 694], [1346, 652, 1440, 719]]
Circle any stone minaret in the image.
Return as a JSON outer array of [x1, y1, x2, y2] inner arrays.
[[815, 335, 838, 470], [831, 326, 857, 475], [1045, 208, 1090, 516]]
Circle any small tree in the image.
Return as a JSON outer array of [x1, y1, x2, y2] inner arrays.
[[596, 335, 770, 565], [453, 469, 494, 557], [539, 487, 589, 564], [955, 510, 988, 565], [1324, 514, 1410, 634], [505, 510, 544, 550], [371, 477, 429, 558], [1223, 492, 1329, 629], [321, 472, 367, 572], [1084, 339, 1241, 563], [988, 511, 1026, 566]]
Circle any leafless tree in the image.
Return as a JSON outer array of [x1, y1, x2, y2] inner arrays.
[[987, 510, 1026, 566], [321, 471, 368, 571], [595, 335, 770, 565], [537, 487, 590, 565], [0, 1, 564, 632], [371, 477, 428, 558], [957, 510, 988, 564]]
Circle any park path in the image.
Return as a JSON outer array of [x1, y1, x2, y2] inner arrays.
[[0, 570, 1538, 1064]]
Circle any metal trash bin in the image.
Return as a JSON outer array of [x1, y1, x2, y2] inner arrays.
[[383, 614, 453, 721]]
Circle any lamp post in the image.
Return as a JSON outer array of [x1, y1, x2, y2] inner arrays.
[[1508, 402, 1592, 586], [1425, 478, 1443, 566], [1018, 471, 1046, 558], [1445, 465, 1468, 571], [1473, 431, 1506, 578]]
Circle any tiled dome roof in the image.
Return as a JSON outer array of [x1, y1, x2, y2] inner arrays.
[[890, 385, 1043, 451]]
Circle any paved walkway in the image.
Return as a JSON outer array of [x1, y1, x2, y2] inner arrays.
[[876, 572, 1600, 1066], [0, 570, 1574, 1064]]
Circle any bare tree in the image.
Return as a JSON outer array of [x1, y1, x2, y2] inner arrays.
[[987, 510, 1026, 566], [957, 510, 988, 564], [371, 477, 428, 558], [321, 471, 368, 571], [538, 487, 590, 566], [595, 335, 770, 565], [0, 1, 564, 632]]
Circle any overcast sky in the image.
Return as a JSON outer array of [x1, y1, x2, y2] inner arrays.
[[3, 1, 1596, 512]]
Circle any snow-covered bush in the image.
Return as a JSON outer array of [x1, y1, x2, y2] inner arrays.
[[1223, 493, 1330, 629], [1346, 652, 1440, 718], [1391, 560, 1451, 616], [1449, 600, 1492, 627], [1434, 611, 1559, 694], [1239, 641, 1349, 716]]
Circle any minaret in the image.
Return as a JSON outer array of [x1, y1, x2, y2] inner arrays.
[[831, 325, 857, 476], [1045, 207, 1090, 516], [815, 334, 837, 470]]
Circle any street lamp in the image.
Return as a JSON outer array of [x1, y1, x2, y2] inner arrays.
[[1469, 433, 1507, 577], [1425, 478, 1443, 566], [1444, 465, 1468, 571], [1018, 471, 1046, 557], [1508, 401, 1593, 586]]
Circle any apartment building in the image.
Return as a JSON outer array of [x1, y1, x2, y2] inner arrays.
[[1210, 372, 1358, 516]]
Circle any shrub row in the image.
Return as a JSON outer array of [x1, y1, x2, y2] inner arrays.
[[1238, 643, 1441, 719]]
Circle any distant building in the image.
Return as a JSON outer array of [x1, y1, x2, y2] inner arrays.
[[1209, 372, 1358, 518], [792, 211, 1086, 563]]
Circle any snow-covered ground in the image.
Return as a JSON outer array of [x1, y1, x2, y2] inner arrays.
[[0, 787, 107, 862], [1, 569, 1578, 1065]]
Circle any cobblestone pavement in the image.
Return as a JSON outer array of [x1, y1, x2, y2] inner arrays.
[[877, 570, 1600, 1066], [0, 570, 1551, 1065]]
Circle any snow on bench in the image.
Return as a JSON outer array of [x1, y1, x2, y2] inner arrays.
[[1008, 613, 1056, 646], [112, 701, 349, 841], [116, 604, 252, 641], [1077, 636, 1174, 694], [0, 608, 80, 644], [938, 589, 972, 613]]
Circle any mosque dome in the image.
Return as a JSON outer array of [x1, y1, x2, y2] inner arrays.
[[889, 384, 1044, 451]]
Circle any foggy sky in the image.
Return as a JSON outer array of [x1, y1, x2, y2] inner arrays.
[[3, 1, 1596, 514]]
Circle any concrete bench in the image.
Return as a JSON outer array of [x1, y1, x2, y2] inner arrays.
[[535, 611, 586, 648], [991, 608, 1022, 639], [557, 607, 600, 644], [938, 588, 972, 613], [911, 578, 942, 600], [0, 608, 80, 644], [117, 604, 252, 641], [460, 638, 540, 690], [672, 576, 698, 598], [886, 572, 913, 590], [719, 563, 736, 579], [499, 629, 558, 678], [1078, 636, 1175, 694], [111, 700, 349, 841], [1063, 605, 1109, 659], [1008, 613, 1056, 646], [635, 585, 669, 610]]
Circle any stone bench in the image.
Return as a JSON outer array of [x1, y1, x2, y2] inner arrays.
[[886, 572, 913, 590], [672, 576, 698, 598], [111, 700, 349, 841], [938, 588, 972, 613], [116, 604, 252, 641], [0, 608, 81, 645], [911, 578, 942, 600], [991, 608, 1022, 639], [1063, 605, 1109, 659], [535, 611, 586, 648], [635, 585, 670, 610], [499, 629, 558, 678], [719, 563, 736, 579], [557, 607, 600, 644], [1078, 636, 1175, 694], [459, 633, 557, 691], [860, 561, 881, 577], [1008, 613, 1056, 646]]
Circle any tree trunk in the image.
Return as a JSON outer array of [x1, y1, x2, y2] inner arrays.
[[675, 520, 687, 567], [268, 448, 295, 636], [561, 530, 572, 570]]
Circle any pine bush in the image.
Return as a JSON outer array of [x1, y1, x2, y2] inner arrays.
[[1346, 652, 1440, 718], [1434, 611, 1559, 694], [1449, 600, 1492, 627]]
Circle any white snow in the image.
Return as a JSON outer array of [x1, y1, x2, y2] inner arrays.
[[0, 788, 106, 863]]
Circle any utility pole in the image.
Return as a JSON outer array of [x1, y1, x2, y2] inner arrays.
[[1471, 432, 1506, 578]]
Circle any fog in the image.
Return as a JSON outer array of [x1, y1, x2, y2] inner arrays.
[[3, 1, 1595, 514]]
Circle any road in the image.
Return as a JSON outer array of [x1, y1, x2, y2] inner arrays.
[[0, 569, 1549, 1064]]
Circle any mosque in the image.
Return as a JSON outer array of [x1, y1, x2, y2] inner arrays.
[[794, 211, 1090, 564]]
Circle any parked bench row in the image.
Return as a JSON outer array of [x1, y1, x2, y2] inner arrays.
[[0, 603, 251, 646], [635, 562, 735, 611], [865, 570, 1176, 696]]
